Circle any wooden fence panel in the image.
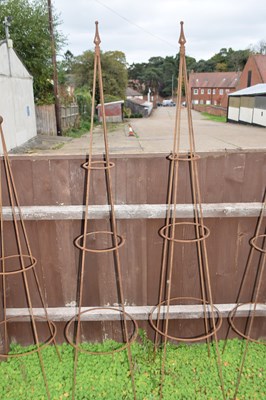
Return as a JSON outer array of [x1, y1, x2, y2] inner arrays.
[[35, 104, 57, 136], [35, 103, 79, 135], [0, 151, 265, 343]]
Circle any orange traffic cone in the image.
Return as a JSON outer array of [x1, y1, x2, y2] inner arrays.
[[128, 124, 135, 137]]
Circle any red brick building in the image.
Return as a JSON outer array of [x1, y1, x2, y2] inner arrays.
[[96, 100, 124, 123], [189, 71, 241, 107], [236, 54, 266, 90]]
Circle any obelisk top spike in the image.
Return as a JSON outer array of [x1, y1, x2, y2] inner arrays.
[[94, 21, 101, 47], [178, 21, 186, 47]]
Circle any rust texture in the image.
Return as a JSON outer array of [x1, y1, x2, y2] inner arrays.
[[225, 191, 265, 399], [64, 22, 137, 400], [0, 116, 60, 399], [149, 22, 225, 399]]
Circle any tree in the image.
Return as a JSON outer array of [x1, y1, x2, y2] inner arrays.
[[101, 51, 128, 98], [71, 50, 128, 101], [0, 0, 66, 103], [249, 39, 266, 55]]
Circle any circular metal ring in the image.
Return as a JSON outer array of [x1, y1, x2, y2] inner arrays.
[[229, 302, 266, 345], [65, 307, 138, 355], [168, 153, 200, 162], [0, 316, 57, 358], [0, 254, 37, 276], [75, 231, 125, 253], [149, 296, 222, 342], [159, 222, 210, 243], [82, 161, 115, 170], [250, 234, 266, 253]]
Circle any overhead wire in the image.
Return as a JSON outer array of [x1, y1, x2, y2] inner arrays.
[[94, 0, 178, 52]]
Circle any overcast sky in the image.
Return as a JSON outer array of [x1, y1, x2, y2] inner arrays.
[[54, 0, 266, 65]]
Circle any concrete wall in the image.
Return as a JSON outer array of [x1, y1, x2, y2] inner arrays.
[[125, 99, 153, 117], [0, 42, 36, 152]]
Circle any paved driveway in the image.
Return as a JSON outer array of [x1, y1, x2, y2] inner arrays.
[[128, 107, 266, 153], [11, 107, 266, 155]]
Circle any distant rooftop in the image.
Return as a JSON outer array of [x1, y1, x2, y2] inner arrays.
[[126, 87, 142, 97], [189, 71, 241, 88], [229, 83, 266, 96]]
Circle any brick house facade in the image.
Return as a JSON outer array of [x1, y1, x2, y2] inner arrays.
[[236, 54, 266, 90], [189, 72, 240, 107]]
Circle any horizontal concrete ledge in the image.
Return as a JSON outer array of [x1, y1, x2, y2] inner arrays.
[[1, 202, 263, 220], [5, 303, 266, 321]]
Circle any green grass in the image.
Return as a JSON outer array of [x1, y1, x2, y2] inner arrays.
[[0, 334, 265, 399], [201, 112, 227, 123], [65, 120, 124, 138], [64, 119, 92, 138]]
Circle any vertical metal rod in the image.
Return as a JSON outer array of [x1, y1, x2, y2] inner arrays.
[[71, 22, 136, 400], [0, 158, 8, 354], [155, 22, 225, 400], [47, 0, 61, 136], [0, 120, 51, 399], [223, 196, 266, 351], [233, 251, 265, 400], [71, 48, 98, 400], [96, 43, 137, 400], [2, 141, 61, 361]]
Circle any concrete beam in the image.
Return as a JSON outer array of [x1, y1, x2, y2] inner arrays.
[[5, 303, 266, 321], [1, 202, 263, 221]]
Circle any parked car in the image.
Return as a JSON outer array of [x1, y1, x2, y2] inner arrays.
[[162, 99, 176, 107]]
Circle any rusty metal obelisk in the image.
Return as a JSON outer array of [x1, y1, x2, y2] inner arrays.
[[149, 22, 226, 399], [0, 116, 60, 400], [225, 191, 265, 399], [65, 22, 137, 399]]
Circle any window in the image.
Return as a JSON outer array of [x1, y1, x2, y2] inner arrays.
[[247, 70, 252, 87], [193, 89, 198, 95], [219, 89, 224, 95], [201, 89, 204, 94], [225, 89, 230, 93], [200, 99, 204, 104], [207, 89, 211, 95], [213, 89, 216, 94]]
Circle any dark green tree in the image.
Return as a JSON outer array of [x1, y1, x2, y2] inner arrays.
[[71, 49, 128, 101], [0, 0, 66, 103]]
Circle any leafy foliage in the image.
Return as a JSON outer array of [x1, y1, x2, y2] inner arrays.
[[0, 335, 266, 399], [128, 47, 252, 98], [0, 0, 66, 103], [70, 50, 128, 103]]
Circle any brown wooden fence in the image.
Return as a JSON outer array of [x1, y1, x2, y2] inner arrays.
[[1, 151, 265, 344], [35, 103, 79, 135]]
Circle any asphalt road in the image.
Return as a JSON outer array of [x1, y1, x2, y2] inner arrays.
[[11, 107, 266, 155]]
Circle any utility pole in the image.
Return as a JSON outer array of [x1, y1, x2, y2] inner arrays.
[[171, 73, 174, 99], [47, 0, 62, 136]]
